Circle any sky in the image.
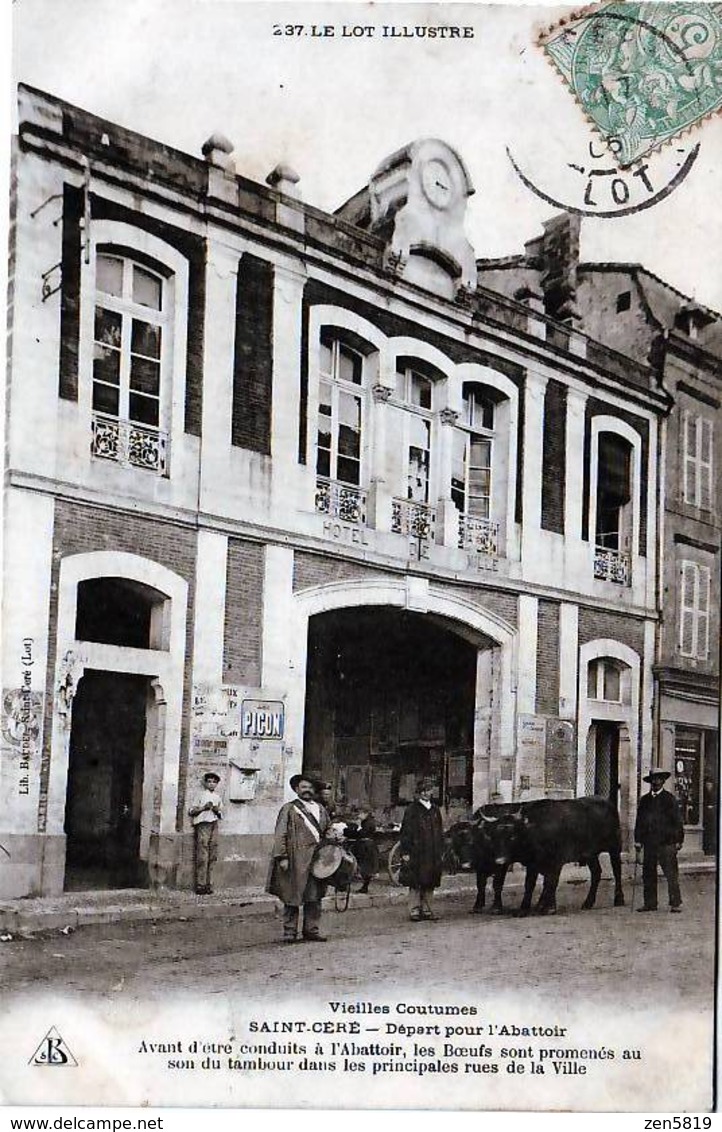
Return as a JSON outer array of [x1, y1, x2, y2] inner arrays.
[[9, 0, 722, 311]]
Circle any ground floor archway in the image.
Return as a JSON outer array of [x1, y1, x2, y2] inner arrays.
[[65, 670, 151, 891], [303, 608, 481, 822]]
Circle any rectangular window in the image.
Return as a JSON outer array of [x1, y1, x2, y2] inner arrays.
[[679, 560, 711, 659], [682, 411, 714, 510], [407, 416, 431, 503]]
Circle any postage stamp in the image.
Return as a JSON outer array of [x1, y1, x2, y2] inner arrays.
[[540, 2, 722, 166]]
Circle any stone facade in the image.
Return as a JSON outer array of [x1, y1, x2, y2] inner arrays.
[[2, 84, 686, 898]]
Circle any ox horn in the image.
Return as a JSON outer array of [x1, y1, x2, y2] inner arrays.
[[477, 810, 498, 823]]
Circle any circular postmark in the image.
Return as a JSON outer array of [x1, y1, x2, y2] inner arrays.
[[507, 134, 699, 218]]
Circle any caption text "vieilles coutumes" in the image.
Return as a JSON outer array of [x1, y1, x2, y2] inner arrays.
[[272, 24, 475, 39]]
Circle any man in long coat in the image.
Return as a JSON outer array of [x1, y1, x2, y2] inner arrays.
[[634, 767, 684, 913], [267, 774, 331, 942], [399, 778, 445, 921]]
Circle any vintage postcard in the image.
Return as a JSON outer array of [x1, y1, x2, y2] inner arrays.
[[1, 0, 720, 1116]]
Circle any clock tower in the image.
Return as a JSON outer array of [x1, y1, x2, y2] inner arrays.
[[364, 138, 478, 299]]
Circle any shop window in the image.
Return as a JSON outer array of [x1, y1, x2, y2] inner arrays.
[[587, 658, 623, 702], [91, 252, 170, 475], [679, 560, 711, 659], [682, 411, 713, 511], [675, 729, 701, 826]]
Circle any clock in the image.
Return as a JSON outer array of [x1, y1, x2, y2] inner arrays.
[[420, 158, 456, 210]]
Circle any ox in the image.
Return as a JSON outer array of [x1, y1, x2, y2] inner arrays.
[[483, 797, 625, 915], [445, 806, 519, 915]]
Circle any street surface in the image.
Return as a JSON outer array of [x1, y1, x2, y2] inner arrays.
[[1, 873, 715, 1010]]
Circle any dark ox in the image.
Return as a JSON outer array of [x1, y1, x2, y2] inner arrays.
[[485, 797, 625, 915], [445, 805, 520, 915]]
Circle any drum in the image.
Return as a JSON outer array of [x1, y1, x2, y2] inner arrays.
[[311, 843, 359, 889]]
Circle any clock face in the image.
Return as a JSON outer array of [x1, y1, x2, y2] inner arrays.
[[421, 158, 455, 209]]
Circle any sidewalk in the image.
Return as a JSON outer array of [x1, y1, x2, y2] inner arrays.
[[0, 855, 714, 937]]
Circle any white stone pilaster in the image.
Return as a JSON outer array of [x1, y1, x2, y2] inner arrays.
[[437, 407, 460, 546], [367, 384, 393, 531], [271, 261, 307, 515], [564, 387, 589, 585], [192, 530, 228, 685], [199, 242, 237, 507], [516, 594, 539, 715], [520, 372, 548, 572], [558, 602, 579, 721]]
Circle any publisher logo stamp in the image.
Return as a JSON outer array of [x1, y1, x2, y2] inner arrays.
[[29, 1027, 78, 1067]]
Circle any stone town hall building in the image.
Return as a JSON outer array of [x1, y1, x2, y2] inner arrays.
[[2, 85, 719, 898]]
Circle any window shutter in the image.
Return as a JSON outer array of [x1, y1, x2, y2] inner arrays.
[[682, 412, 697, 505], [679, 561, 696, 656], [699, 418, 713, 511], [697, 566, 711, 659]]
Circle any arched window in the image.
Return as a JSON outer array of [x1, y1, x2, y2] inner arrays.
[[91, 252, 170, 474], [395, 360, 435, 505], [590, 418, 641, 587], [314, 326, 373, 525], [587, 658, 624, 703]]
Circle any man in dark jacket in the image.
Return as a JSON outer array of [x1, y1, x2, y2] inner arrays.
[[634, 767, 684, 913], [399, 778, 445, 922]]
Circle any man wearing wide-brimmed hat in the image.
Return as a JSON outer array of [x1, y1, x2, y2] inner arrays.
[[634, 767, 684, 913], [267, 774, 331, 943]]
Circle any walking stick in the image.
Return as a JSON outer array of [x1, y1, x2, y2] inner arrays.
[[630, 847, 640, 913]]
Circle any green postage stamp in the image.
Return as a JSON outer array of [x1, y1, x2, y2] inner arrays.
[[541, 2, 722, 165]]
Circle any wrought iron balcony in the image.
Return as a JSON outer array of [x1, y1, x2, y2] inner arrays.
[[458, 513, 499, 555], [91, 413, 168, 475], [392, 498, 436, 541], [315, 477, 367, 525], [593, 546, 631, 585]]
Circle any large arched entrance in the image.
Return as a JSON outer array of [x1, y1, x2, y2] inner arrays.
[[303, 608, 481, 821], [288, 579, 516, 823]]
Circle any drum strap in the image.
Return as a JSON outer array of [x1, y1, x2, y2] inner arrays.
[[292, 800, 323, 842]]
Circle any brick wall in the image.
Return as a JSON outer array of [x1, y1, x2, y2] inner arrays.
[[434, 581, 519, 629], [536, 600, 560, 714], [541, 380, 567, 534], [578, 607, 645, 656], [38, 500, 198, 834], [223, 539, 264, 684], [232, 255, 274, 453], [293, 552, 382, 592]]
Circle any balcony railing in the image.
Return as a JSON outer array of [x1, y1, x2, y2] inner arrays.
[[593, 546, 631, 585], [315, 477, 367, 525], [91, 413, 168, 475], [458, 513, 499, 555], [391, 498, 436, 542]]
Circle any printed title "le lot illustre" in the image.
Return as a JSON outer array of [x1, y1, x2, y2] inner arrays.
[[272, 24, 475, 39]]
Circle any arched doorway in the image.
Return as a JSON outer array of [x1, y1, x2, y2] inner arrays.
[[303, 608, 480, 821], [49, 552, 188, 895], [65, 670, 150, 889]]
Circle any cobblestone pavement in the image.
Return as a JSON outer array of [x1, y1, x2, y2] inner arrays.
[[1, 873, 715, 1011]]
